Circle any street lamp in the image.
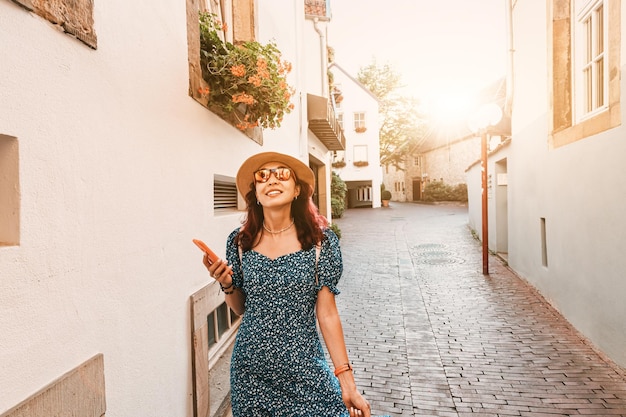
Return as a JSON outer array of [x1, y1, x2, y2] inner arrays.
[[468, 104, 503, 275]]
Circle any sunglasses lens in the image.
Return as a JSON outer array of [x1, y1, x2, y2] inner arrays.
[[254, 169, 270, 182], [254, 167, 293, 183], [276, 168, 291, 181]]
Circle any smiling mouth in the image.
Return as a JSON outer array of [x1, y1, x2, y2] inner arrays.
[[266, 190, 282, 196]]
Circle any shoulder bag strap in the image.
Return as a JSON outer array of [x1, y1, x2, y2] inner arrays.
[[315, 243, 321, 286]]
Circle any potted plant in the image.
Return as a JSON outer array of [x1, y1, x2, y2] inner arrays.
[[381, 189, 392, 207], [332, 160, 346, 168], [353, 160, 369, 167], [198, 12, 294, 131], [355, 126, 367, 133]]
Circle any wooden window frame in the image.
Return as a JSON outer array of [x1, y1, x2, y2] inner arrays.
[[0, 135, 20, 247], [11, 0, 97, 48], [186, 0, 262, 142], [549, 0, 620, 149]]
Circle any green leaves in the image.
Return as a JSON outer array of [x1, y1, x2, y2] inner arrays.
[[198, 12, 294, 130], [357, 60, 427, 169]]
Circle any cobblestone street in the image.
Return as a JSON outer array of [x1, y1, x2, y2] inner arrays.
[[334, 202, 626, 417]]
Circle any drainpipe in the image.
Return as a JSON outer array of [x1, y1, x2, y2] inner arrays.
[[504, 0, 515, 117], [313, 17, 328, 97]]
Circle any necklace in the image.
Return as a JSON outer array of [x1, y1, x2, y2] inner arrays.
[[263, 219, 295, 234]]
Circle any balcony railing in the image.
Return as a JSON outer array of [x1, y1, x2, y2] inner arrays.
[[307, 94, 345, 151]]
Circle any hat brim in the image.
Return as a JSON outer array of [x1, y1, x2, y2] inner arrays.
[[236, 152, 315, 198]]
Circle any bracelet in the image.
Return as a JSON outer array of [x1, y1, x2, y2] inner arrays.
[[219, 281, 235, 293], [334, 362, 352, 377]]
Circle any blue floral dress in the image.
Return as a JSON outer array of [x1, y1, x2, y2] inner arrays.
[[226, 228, 348, 417]]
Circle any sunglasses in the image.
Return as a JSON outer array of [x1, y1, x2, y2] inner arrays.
[[254, 167, 294, 183]]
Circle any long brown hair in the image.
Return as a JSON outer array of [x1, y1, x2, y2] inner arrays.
[[237, 181, 328, 251]]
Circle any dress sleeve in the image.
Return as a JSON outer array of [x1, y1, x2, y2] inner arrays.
[[315, 228, 343, 295], [225, 228, 244, 290]]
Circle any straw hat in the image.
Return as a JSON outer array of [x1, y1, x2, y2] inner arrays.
[[236, 152, 315, 198]]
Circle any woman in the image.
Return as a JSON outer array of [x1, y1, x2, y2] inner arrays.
[[204, 152, 372, 417]]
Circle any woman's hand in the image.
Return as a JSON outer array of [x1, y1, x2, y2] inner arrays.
[[203, 255, 233, 286], [343, 388, 371, 417]]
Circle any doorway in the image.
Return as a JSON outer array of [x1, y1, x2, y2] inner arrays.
[[412, 179, 422, 201]]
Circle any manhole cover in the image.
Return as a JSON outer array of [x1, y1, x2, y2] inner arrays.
[[420, 257, 459, 265], [412, 244, 465, 267], [414, 243, 447, 251], [420, 250, 454, 258]]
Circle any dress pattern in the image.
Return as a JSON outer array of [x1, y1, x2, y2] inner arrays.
[[226, 228, 348, 417]]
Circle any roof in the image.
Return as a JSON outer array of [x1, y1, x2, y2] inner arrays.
[[328, 62, 381, 103]]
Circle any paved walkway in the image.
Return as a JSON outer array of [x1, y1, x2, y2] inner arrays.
[[333, 202, 626, 417]]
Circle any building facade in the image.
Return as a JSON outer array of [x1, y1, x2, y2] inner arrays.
[[0, 0, 342, 416], [467, 0, 626, 368], [328, 63, 382, 208]]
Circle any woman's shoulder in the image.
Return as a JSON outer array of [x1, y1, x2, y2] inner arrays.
[[227, 227, 242, 246], [321, 226, 339, 246]]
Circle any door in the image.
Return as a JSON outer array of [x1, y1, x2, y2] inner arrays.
[[412, 180, 422, 201]]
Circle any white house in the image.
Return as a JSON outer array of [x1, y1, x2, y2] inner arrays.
[[467, 0, 626, 368], [0, 1, 343, 416], [328, 63, 382, 208]]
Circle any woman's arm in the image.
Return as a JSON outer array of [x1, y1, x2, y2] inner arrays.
[[204, 256, 246, 315], [316, 286, 370, 417]]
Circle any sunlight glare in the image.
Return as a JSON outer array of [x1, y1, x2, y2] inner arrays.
[[427, 92, 476, 123]]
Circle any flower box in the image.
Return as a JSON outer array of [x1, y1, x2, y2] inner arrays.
[[199, 12, 294, 131]]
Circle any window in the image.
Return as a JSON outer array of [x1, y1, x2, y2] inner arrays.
[[190, 283, 242, 416], [337, 112, 344, 129], [353, 112, 366, 131], [414, 156, 420, 166], [187, 0, 262, 142], [550, 0, 620, 148], [207, 302, 239, 352], [573, 0, 608, 121], [214, 175, 238, 211], [0, 135, 20, 246], [353, 145, 368, 163]]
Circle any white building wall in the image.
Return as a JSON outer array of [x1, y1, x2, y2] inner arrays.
[[506, 1, 626, 367], [466, 143, 509, 255], [0, 0, 309, 415], [330, 67, 382, 208]]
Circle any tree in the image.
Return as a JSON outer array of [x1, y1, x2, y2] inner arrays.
[[330, 172, 347, 218], [357, 60, 426, 169]]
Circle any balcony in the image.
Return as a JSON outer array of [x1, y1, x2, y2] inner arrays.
[[307, 94, 345, 151]]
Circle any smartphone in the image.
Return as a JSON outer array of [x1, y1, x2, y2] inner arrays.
[[192, 239, 219, 265]]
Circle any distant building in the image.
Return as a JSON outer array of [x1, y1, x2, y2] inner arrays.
[[383, 79, 508, 203], [328, 63, 382, 208]]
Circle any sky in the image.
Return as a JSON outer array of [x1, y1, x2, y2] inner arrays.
[[327, 0, 508, 118]]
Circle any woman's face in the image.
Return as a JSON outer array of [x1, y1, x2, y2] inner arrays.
[[254, 162, 300, 208]]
